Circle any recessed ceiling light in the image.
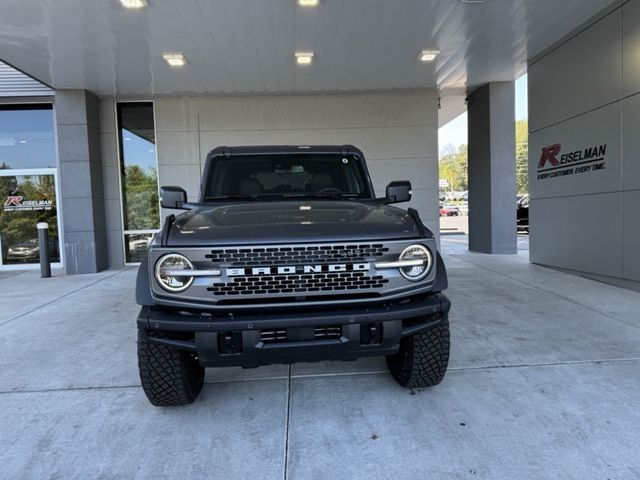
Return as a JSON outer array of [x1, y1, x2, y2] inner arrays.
[[295, 51, 314, 65], [297, 0, 319, 6], [418, 50, 439, 62], [461, 0, 487, 3], [120, 0, 148, 9], [163, 53, 186, 67]]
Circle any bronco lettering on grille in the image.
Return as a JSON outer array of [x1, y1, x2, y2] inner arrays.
[[227, 263, 370, 276]]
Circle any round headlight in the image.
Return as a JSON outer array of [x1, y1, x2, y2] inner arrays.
[[154, 253, 194, 293], [398, 244, 433, 281]]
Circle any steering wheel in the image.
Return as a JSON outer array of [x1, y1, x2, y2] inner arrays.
[[317, 188, 343, 194]]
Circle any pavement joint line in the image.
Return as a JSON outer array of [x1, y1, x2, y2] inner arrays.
[[283, 365, 292, 480], [0, 375, 290, 396], [449, 356, 640, 371], [449, 254, 640, 330], [4, 357, 639, 396], [0, 268, 132, 328], [0, 383, 143, 396]]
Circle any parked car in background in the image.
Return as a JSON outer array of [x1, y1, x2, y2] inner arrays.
[[457, 203, 469, 216], [439, 205, 460, 217], [6, 239, 39, 262], [444, 191, 467, 202], [517, 194, 529, 233]]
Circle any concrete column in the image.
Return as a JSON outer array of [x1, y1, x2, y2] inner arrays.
[[467, 82, 517, 254], [55, 89, 108, 273]]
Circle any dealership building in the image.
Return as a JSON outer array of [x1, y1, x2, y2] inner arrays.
[[0, 0, 638, 288]]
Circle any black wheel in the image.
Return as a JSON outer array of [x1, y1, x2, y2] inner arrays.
[[137, 329, 205, 406], [386, 314, 450, 388]]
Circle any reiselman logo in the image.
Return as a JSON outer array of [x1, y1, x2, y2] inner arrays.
[[536, 143, 607, 180], [4, 195, 23, 206]]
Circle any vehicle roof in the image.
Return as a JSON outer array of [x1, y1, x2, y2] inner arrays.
[[206, 144, 364, 159]]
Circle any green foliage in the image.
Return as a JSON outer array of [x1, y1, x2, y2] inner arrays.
[[0, 175, 59, 263], [515, 119, 529, 195], [122, 165, 160, 230], [439, 144, 468, 192]]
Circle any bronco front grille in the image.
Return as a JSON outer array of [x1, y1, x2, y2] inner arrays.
[[207, 271, 389, 296], [205, 244, 389, 266]]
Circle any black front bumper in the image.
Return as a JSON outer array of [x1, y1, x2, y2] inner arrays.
[[137, 292, 450, 368]]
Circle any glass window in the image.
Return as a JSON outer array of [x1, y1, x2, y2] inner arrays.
[[205, 154, 371, 200], [0, 105, 56, 170], [124, 232, 155, 263], [0, 174, 60, 265], [116, 103, 159, 263]]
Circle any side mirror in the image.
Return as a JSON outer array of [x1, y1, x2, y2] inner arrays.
[[385, 181, 412, 204], [160, 186, 187, 209]]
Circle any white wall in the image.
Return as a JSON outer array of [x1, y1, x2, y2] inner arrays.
[[528, 0, 640, 282], [100, 90, 440, 267]]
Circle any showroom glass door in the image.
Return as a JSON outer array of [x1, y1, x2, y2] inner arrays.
[[116, 102, 160, 264], [0, 169, 60, 265], [0, 104, 61, 267]]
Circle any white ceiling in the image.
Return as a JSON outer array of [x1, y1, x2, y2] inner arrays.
[[0, 0, 612, 100]]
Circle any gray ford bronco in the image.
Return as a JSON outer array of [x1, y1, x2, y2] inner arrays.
[[136, 145, 451, 406]]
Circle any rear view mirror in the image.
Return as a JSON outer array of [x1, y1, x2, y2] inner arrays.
[[160, 186, 187, 209], [385, 181, 412, 204]]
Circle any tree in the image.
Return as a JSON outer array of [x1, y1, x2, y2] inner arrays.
[[515, 119, 529, 195], [439, 144, 468, 192], [439, 120, 529, 195], [122, 165, 159, 230]]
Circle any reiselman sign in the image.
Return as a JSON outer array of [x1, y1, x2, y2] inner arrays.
[[536, 143, 607, 180], [3, 196, 53, 212]]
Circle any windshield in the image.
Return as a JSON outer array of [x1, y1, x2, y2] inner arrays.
[[204, 154, 372, 200]]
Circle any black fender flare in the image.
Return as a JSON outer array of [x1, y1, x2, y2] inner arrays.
[[136, 257, 154, 306], [433, 251, 448, 292]]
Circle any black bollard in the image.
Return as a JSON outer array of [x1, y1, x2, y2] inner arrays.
[[37, 222, 51, 278]]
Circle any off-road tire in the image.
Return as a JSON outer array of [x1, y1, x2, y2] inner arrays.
[[386, 314, 450, 388], [137, 329, 205, 406]]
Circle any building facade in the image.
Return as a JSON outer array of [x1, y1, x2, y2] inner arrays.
[[0, 74, 440, 271], [1, 0, 637, 291], [529, 0, 640, 284]]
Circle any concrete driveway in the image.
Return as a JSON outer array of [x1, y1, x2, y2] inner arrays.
[[1, 249, 640, 479]]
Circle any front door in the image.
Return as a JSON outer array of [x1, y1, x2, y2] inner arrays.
[[0, 171, 60, 265]]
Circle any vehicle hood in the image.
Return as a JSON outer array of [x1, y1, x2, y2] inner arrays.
[[165, 200, 423, 246]]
